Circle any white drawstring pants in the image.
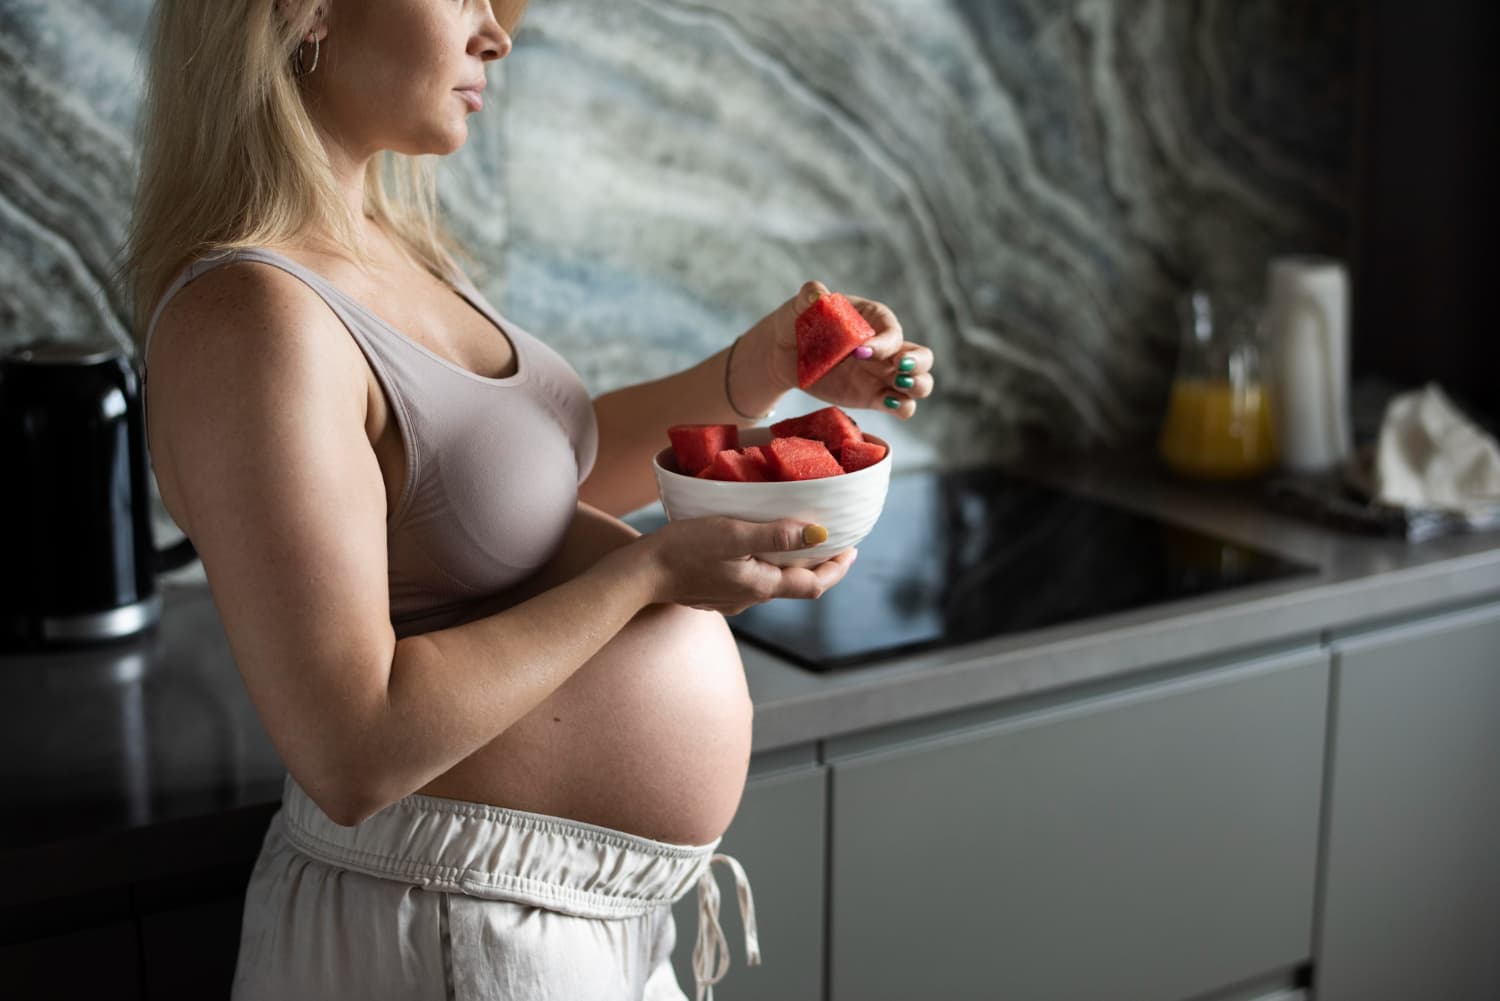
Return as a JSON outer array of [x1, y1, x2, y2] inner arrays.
[[230, 776, 759, 1001]]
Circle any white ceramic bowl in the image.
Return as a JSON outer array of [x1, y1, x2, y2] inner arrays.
[[652, 426, 893, 568]]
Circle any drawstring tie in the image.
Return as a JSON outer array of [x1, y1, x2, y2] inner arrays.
[[693, 852, 761, 1001]]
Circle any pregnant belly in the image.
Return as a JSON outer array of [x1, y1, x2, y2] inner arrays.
[[415, 505, 755, 846]]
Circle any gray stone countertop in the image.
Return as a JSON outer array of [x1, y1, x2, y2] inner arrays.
[[736, 450, 1500, 753]]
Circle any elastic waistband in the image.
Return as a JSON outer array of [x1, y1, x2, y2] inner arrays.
[[280, 775, 717, 919], [280, 776, 762, 998]]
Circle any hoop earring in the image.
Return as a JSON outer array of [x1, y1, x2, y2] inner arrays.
[[293, 35, 320, 77]]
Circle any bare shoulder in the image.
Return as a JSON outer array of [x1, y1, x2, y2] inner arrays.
[[148, 263, 366, 458], [149, 259, 363, 402]]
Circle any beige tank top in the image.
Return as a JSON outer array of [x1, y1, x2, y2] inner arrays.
[[145, 248, 599, 638]]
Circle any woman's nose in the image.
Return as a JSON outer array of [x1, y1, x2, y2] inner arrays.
[[472, 30, 510, 62], [472, 15, 512, 62]]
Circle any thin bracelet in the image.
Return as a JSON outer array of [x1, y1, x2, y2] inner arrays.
[[724, 334, 776, 422]]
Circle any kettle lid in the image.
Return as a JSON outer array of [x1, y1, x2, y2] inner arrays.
[[3, 338, 124, 368]]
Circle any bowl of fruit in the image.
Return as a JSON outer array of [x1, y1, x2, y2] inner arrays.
[[653, 405, 892, 568]]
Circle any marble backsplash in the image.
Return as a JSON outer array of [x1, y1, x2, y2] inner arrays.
[[2, 0, 1355, 481]]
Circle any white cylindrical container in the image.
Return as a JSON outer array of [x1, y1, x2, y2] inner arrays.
[[1266, 256, 1353, 473]]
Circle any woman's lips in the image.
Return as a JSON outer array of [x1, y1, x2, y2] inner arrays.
[[456, 88, 484, 112]]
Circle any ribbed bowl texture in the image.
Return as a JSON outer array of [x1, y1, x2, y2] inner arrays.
[[652, 427, 892, 568]]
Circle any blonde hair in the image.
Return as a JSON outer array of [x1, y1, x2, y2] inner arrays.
[[122, 0, 459, 345]]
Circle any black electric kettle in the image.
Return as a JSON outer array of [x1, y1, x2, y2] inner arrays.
[[1, 337, 198, 652]]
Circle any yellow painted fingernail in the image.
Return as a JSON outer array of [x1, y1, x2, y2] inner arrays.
[[803, 524, 829, 545]]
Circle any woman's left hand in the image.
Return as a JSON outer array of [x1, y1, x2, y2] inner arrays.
[[760, 281, 936, 420]]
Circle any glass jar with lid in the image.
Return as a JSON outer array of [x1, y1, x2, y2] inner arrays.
[[1158, 290, 1279, 480]]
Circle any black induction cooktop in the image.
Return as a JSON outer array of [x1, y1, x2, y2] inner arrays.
[[629, 466, 1316, 673]]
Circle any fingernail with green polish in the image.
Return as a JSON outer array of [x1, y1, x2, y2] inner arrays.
[[898, 355, 916, 373], [895, 374, 915, 389], [884, 396, 901, 409]]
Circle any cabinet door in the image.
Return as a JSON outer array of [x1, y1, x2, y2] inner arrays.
[[135, 859, 253, 1001], [1317, 602, 1500, 1001], [0, 921, 142, 1000], [828, 648, 1329, 1001], [671, 762, 826, 1001], [139, 896, 245, 1001]]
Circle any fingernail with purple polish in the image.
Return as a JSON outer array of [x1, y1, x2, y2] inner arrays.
[[854, 345, 874, 359]]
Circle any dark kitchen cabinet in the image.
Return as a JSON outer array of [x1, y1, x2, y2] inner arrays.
[[139, 899, 245, 1000], [1, 920, 142, 1000], [135, 863, 252, 1001], [0, 863, 252, 1001], [1315, 602, 1500, 1001], [823, 646, 1329, 1001]]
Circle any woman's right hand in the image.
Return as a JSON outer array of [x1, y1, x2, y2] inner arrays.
[[638, 516, 858, 615]]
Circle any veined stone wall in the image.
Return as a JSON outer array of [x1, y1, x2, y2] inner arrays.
[[1, 0, 1355, 475]]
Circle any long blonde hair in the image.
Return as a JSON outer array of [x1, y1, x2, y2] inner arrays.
[[122, 0, 457, 346]]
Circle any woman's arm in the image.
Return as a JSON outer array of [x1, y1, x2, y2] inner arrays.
[[579, 319, 789, 518], [579, 279, 933, 517], [150, 265, 668, 827]]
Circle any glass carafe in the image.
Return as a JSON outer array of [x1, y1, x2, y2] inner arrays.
[[1158, 290, 1278, 480]]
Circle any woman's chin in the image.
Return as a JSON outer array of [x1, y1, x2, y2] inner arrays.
[[435, 121, 470, 155], [399, 122, 469, 158]]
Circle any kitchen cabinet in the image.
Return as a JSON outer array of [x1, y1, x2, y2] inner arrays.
[[133, 861, 254, 1001], [0, 855, 256, 1001], [138, 897, 246, 1001], [671, 752, 827, 1001], [1, 886, 141, 999], [0, 921, 142, 999], [824, 647, 1329, 1001], [1314, 601, 1500, 1001]]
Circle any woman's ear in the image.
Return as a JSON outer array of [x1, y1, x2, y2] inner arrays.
[[273, 0, 330, 42], [305, 4, 330, 43]]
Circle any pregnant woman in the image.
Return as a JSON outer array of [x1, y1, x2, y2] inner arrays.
[[125, 2, 936, 999]]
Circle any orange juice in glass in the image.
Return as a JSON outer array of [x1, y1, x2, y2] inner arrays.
[[1158, 292, 1278, 480]]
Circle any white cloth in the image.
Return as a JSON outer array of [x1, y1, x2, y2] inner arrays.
[[1375, 384, 1500, 518], [230, 775, 760, 1001]]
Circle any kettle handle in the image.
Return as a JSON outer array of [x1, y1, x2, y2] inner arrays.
[[133, 353, 200, 578], [152, 536, 199, 575]]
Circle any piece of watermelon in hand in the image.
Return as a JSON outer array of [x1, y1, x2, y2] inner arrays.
[[707, 448, 774, 482], [667, 424, 740, 476], [771, 405, 862, 451], [795, 292, 876, 389], [838, 438, 887, 473], [764, 436, 845, 481]]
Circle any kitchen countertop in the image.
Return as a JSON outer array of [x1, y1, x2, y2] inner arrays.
[[4, 451, 1499, 905], [739, 450, 1500, 751]]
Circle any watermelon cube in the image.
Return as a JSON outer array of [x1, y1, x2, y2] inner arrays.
[[707, 448, 774, 482], [838, 438, 887, 473], [741, 445, 774, 480], [771, 406, 862, 451], [764, 436, 845, 481], [667, 424, 740, 476], [795, 293, 876, 389]]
